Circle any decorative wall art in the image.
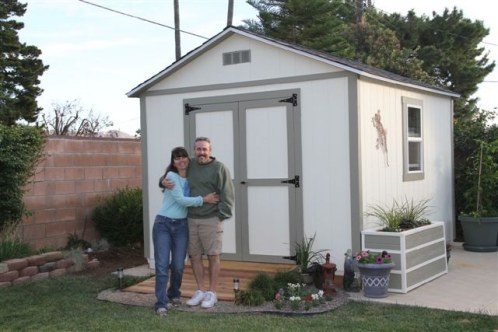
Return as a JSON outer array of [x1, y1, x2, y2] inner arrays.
[[372, 110, 389, 166]]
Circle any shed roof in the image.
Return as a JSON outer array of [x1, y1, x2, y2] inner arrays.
[[127, 26, 460, 98]]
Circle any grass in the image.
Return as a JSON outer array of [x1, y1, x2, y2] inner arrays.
[[0, 275, 497, 331]]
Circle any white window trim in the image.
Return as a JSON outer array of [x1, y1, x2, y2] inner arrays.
[[402, 97, 424, 181]]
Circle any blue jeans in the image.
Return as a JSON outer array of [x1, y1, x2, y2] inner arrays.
[[152, 215, 188, 311]]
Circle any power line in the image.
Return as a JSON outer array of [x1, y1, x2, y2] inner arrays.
[[77, 0, 209, 40]]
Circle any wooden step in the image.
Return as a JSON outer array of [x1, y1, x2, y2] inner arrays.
[[123, 260, 296, 301]]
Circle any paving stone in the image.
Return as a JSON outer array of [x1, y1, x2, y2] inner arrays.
[[56, 258, 75, 269], [12, 276, 31, 285], [0, 281, 11, 288], [49, 268, 66, 278], [0, 270, 19, 282], [4, 258, 28, 271], [42, 251, 64, 262], [39, 262, 57, 273], [20, 266, 39, 277], [27, 254, 48, 266], [31, 272, 50, 281]]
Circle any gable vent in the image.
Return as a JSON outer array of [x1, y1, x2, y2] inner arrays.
[[222, 50, 251, 65]]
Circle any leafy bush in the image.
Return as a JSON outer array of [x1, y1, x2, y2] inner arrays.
[[248, 273, 275, 301], [0, 125, 46, 232], [272, 270, 301, 290], [92, 187, 143, 247]]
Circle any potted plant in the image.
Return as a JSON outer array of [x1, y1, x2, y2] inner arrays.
[[361, 198, 448, 293], [458, 140, 498, 252], [354, 250, 395, 298], [286, 233, 326, 284]]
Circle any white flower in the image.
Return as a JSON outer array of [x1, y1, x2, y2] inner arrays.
[[318, 290, 324, 297]]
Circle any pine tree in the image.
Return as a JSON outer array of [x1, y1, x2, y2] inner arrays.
[[0, 0, 48, 125]]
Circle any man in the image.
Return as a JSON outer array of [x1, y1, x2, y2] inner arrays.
[[161, 137, 234, 309]]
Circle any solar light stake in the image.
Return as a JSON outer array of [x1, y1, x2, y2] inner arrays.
[[233, 278, 240, 293], [117, 268, 124, 289]]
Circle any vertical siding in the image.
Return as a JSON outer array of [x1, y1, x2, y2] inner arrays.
[[358, 79, 454, 239]]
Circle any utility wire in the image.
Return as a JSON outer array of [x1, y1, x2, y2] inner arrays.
[[77, 0, 209, 40]]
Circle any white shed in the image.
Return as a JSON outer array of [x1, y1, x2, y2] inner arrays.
[[127, 26, 458, 270]]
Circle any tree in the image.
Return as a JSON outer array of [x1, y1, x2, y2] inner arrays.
[[0, 0, 48, 125], [382, 8, 495, 120], [39, 100, 113, 137], [0, 124, 45, 232], [244, 0, 355, 58]]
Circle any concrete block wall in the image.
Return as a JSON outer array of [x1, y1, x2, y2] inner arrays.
[[21, 136, 142, 250]]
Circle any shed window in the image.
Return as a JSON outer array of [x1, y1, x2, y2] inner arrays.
[[223, 50, 251, 65], [402, 97, 424, 181]]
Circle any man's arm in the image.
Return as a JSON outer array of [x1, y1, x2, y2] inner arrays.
[[217, 165, 235, 220]]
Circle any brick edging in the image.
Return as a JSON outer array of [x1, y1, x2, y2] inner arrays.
[[0, 251, 100, 288]]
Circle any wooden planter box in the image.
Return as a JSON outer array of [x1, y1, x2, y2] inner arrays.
[[361, 221, 447, 293]]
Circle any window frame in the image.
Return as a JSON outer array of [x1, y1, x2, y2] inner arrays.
[[402, 97, 424, 181]]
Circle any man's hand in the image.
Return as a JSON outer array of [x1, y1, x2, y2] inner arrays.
[[161, 178, 175, 189], [203, 192, 220, 204]]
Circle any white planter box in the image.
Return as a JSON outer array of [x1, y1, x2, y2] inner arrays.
[[361, 221, 447, 293]]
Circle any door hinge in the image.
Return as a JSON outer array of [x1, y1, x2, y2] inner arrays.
[[279, 93, 298, 106], [185, 103, 201, 114], [281, 175, 300, 188]]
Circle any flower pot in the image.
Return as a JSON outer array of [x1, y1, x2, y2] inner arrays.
[[357, 263, 395, 298], [459, 216, 498, 252]]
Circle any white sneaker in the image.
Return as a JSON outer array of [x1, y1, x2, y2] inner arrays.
[[186, 290, 205, 306], [201, 291, 217, 309]]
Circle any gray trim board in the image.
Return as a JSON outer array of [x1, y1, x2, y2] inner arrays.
[[141, 72, 346, 97], [348, 73, 362, 253], [183, 89, 303, 263], [140, 96, 151, 260]]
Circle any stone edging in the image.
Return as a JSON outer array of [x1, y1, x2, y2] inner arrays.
[[97, 288, 351, 315], [0, 251, 99, 288]]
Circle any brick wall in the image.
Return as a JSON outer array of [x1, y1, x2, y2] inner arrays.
[[21, 136, 142, 250]]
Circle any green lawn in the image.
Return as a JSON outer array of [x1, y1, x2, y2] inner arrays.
[[0, 275, 496, 331]]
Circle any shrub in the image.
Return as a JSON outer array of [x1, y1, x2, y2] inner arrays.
[[92, 187, 143, 247], [272, 270, 301, 290], [234, 289, 265, 306], [0, 125, 45, 232], [248, 273, 276, 301], [65, 233, 92, 251]]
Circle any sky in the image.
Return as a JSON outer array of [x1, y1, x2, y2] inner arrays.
[[18, 0, 498, 135]]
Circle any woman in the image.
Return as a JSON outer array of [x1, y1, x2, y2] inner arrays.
[[153, 147, 219, 316]]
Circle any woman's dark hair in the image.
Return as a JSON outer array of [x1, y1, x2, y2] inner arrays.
[[159, 147, 189, 192], [165, 146, 189, 174]]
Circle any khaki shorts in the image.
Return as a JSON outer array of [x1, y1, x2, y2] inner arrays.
[[188, 216, 224, 256]]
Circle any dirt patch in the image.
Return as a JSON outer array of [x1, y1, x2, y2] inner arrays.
[[75, 247, 148, 278]]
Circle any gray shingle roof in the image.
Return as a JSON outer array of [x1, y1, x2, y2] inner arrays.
[[127, 26, 459, 98]]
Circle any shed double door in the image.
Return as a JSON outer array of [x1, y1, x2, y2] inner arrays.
[[185, 90, 303, 263]]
